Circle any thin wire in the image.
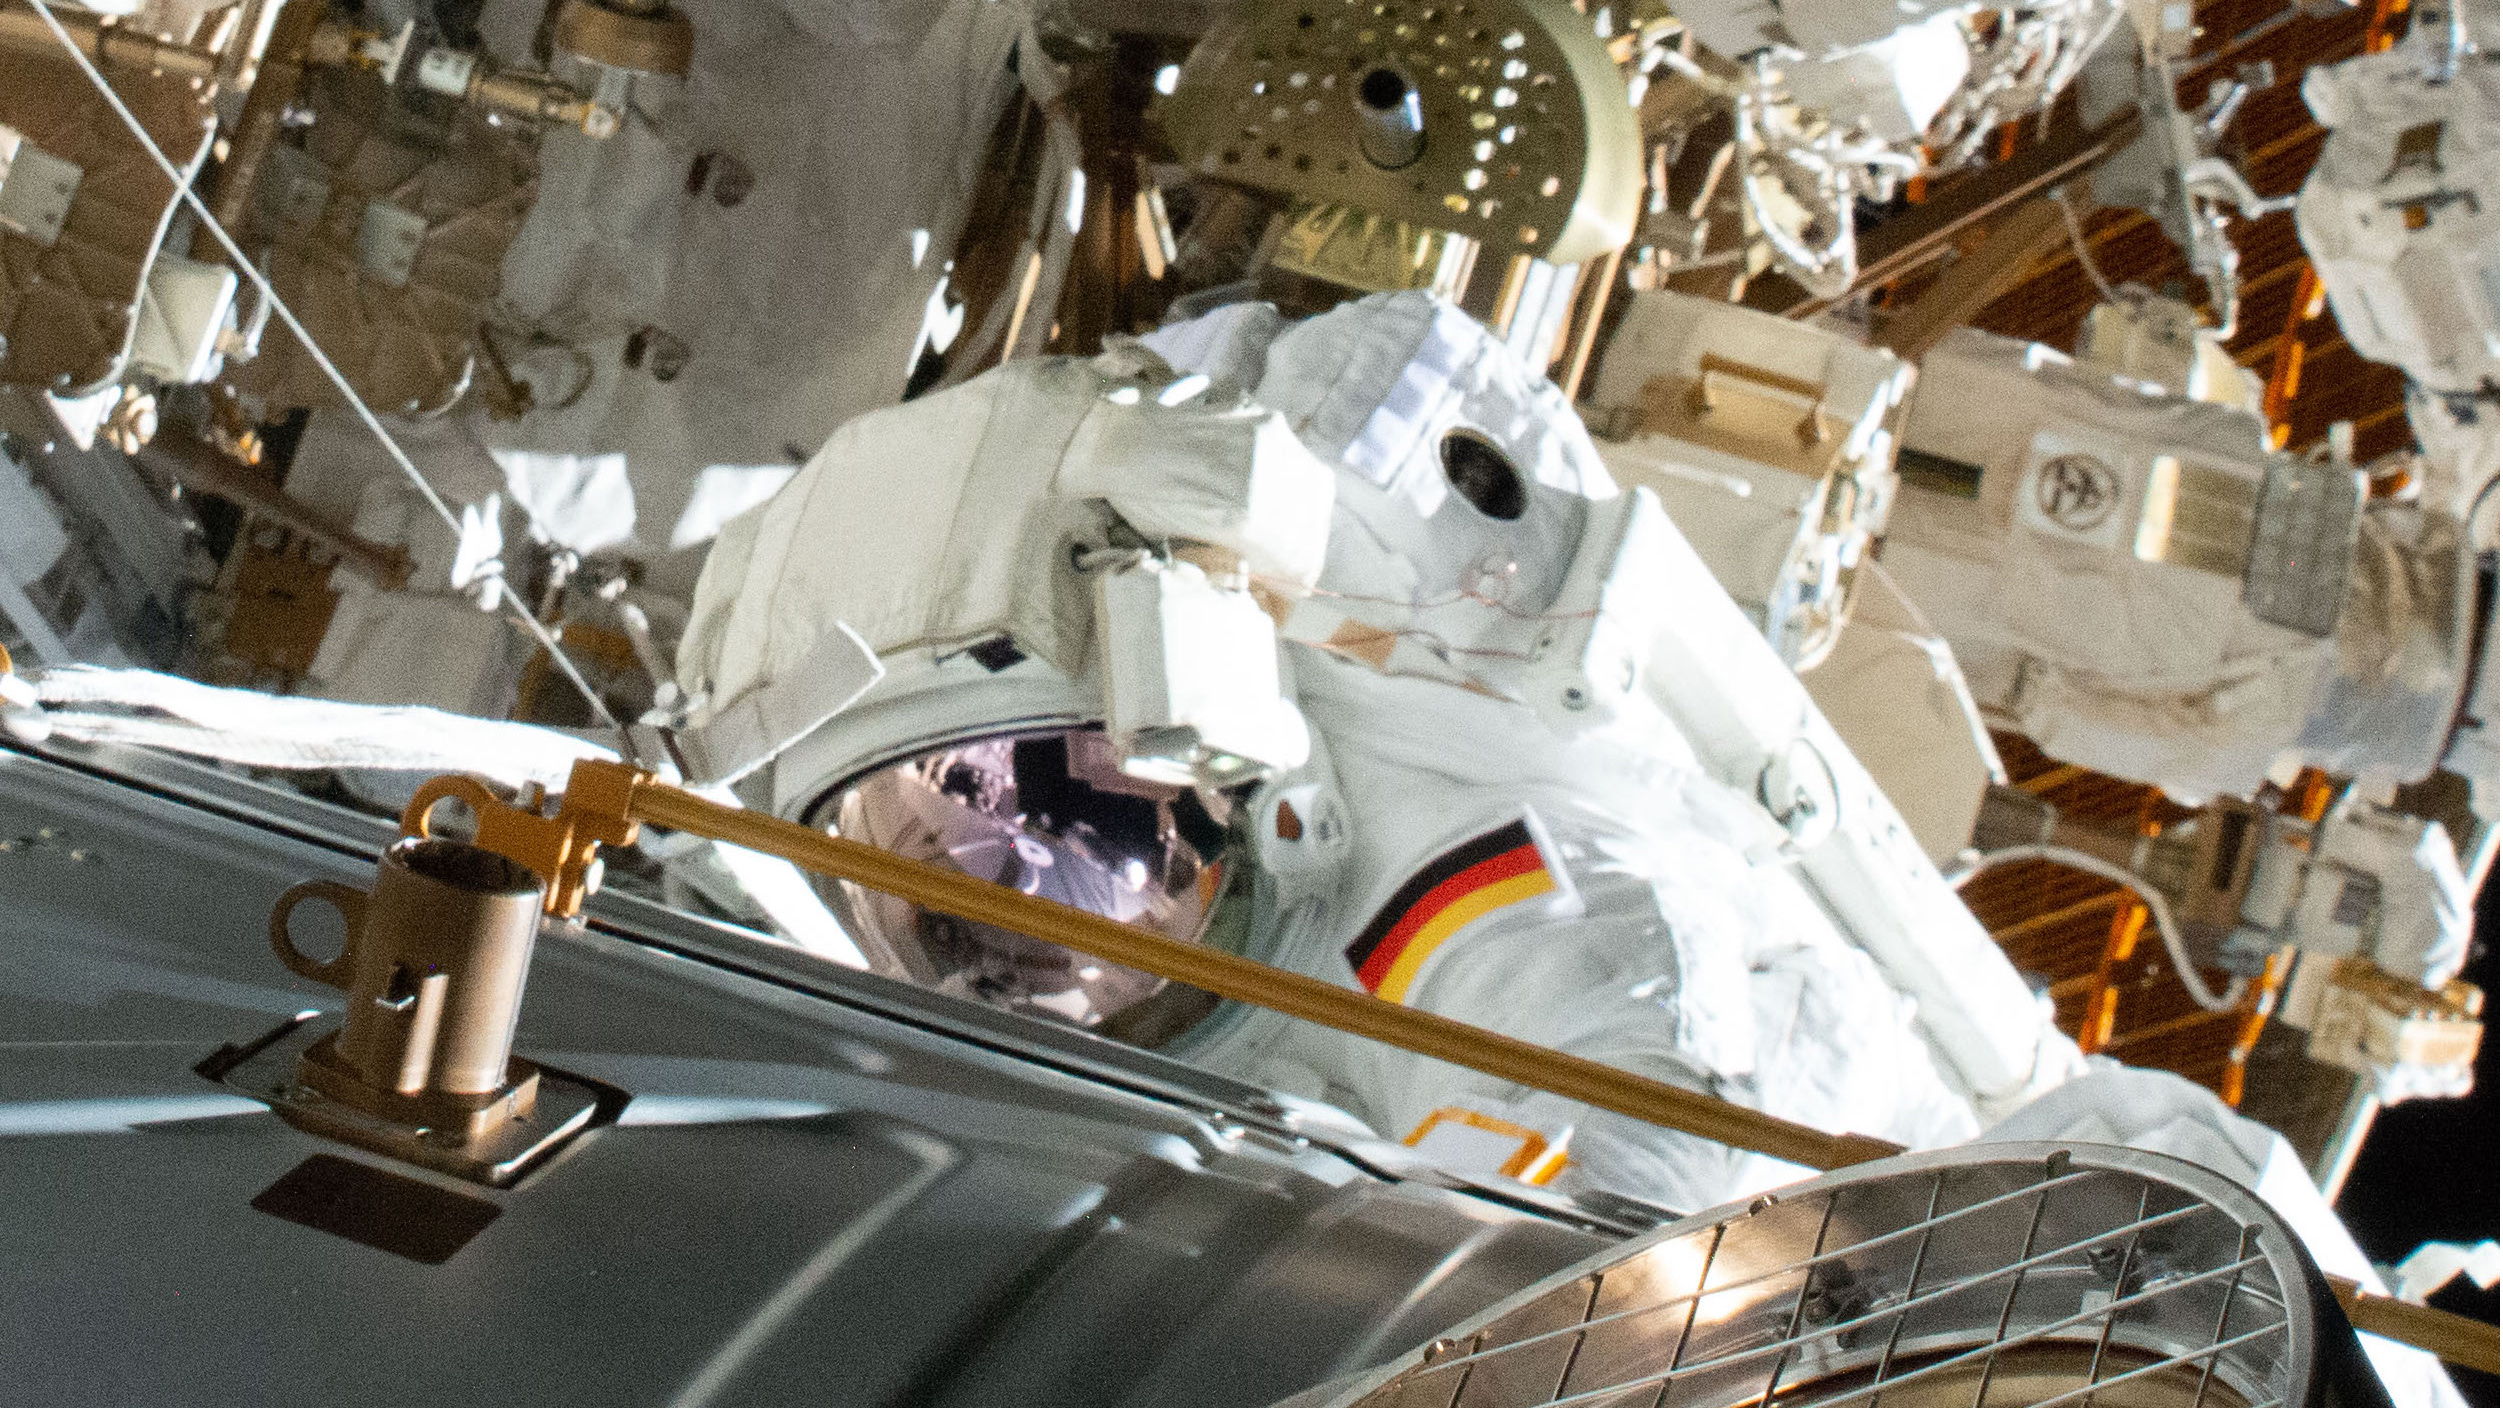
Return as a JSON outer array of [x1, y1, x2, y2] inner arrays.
[[1760, 1194, 1842, 1405], [2024, 1331, 2288, 1408], [1409, 1172, 2128, 1377], [2193, 1225, 2260, 1408], [1665, 1224, 1725, 1379], [22, 0, 459, 535], [1945, 842, 2248, 1013], [1251, 571, 1606, 682], [2059, 188, 2121, 303], [1529, 1253, 2280, 1408], [21, 0, 630, 741], [1874, 1170, 1948, 1387], [2467, 471, 2498, 525], [1388, 1166, 2297, 1408], [1970, 1169, 2059, 1407], [2082, 1179, 2155, 1392], [1547, 1272, 1607, 1403], [1254, 571, 1605, 627]]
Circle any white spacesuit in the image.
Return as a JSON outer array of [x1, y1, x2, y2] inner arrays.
[[666, 293, 2465, 1407], [674, 289, 2084, 1215]]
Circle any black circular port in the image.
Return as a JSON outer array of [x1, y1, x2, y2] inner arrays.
[[1359, 67, 1411, 110], [394, 836, 543, 896], [1440, 430, 1526, 520]]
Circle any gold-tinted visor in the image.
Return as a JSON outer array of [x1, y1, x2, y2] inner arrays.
[[803, 727, 1243, 1038]]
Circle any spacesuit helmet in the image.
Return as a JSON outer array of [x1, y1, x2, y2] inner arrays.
[[798, 721, 1247, 1041], [684, 291, 1618, 1037]]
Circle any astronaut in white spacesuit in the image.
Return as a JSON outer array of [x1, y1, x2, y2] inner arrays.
[[669, 287, 2466, 1407], [673, 288, 2084, 1216]]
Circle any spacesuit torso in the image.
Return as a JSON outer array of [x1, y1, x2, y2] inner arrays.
[[1146, 296, 1989, 1209]]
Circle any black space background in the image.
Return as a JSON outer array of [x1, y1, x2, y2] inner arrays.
[[2337, 873, 2500, 1407]]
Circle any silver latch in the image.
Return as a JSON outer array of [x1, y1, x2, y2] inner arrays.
[[0, 130, 83, 248], [355, 200, 429, 287]]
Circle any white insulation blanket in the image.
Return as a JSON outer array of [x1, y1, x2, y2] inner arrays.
[[24, 666, 612, 791]]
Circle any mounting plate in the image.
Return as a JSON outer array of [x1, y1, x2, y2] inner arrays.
[[200, 1013, 621, 1186], [0, 138, 80, 248]]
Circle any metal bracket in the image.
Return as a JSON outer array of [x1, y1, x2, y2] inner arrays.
[[402, 763, 644, 917], [0, 137, 82, 248]]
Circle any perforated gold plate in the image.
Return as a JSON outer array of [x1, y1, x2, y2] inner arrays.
[[1158, 0, 1639, 266]]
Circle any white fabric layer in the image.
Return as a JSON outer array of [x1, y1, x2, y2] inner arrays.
[[0, 450, 70, 588], [305, 475, 524, 720], [1885, 329, 2467, 802], [1183, 651, 1992, 1216], [2296, 23, 2500, 396], [30, 665, 612, 791], [1253, 291, 1619, 518], [676, 348, 1337, 783], [466, 0, 1027, 587], [1985, 1064, 2469, 1408], [1589, 289, 1912, 667], [1798, 561, 2004, 863], [1057, 378, 1338, 587]]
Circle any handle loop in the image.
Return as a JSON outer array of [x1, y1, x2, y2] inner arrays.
[[269, 880, 366, 989]]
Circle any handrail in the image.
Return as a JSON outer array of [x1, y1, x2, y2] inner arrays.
[[403, 760, 1905, 1172], [2329, 1275, 2502, 1375]]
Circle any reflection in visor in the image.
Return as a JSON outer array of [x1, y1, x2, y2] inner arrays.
[[805, 728, 1242, 1038]]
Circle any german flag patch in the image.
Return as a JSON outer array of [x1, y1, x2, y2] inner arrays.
[[1344, 819, 1557, 1004]]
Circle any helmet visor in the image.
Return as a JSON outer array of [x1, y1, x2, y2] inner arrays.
[[804, 727, 1241, 1037]]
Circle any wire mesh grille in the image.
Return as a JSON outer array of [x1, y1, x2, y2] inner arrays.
[[1332, 1147, 2305, 1408]]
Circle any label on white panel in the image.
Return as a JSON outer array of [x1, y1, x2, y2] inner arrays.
[[2015, 430, 2131, 550]]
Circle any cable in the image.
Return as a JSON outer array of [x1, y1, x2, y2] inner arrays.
[[25, 0, 458, 536], [21, 0, 630, 741], [2467, 471, 2499, 529], [2057, 188, 2119, 303], [1943, 843, 2249, 1013]]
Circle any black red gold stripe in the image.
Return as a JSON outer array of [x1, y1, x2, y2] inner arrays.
[[1344, 820, 1557, 1003]]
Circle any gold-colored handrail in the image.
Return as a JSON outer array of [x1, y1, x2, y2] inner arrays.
[[404, 760, 1904, 1172], [2329, 1275, 2502, 1375]]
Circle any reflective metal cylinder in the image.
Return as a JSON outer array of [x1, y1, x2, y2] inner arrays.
[[1354, 66, 1425, 170], [327, 838, 545, 1096]]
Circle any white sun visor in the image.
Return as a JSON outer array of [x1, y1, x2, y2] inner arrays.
[[676, 351, 1336, 786]]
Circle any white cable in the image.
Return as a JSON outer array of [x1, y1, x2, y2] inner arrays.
[[2058, 188, 2119, 303], [23, 0, 460, 537], [1943, 843, 2250, 1013], [21, 0, 628, 739]]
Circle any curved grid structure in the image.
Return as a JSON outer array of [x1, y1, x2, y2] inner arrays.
[[1315, 1144, 2343, 1408]]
